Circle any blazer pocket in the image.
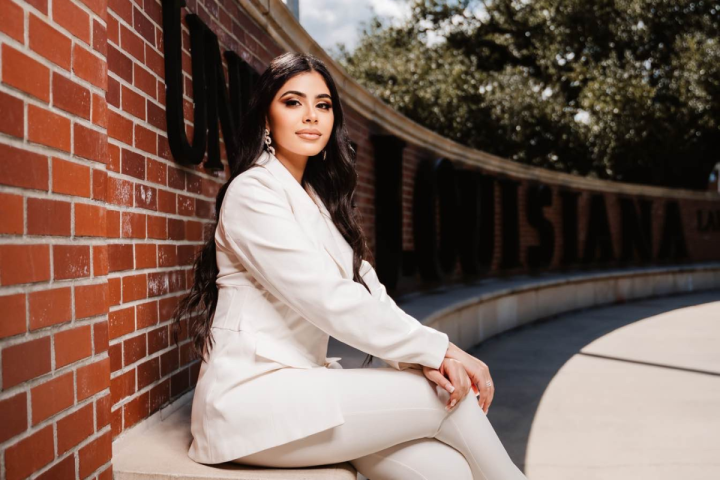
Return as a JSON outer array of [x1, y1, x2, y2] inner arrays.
[[253, 333, 317, 369]]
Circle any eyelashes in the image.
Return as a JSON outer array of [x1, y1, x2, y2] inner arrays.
[[284, 99, 332, 110]]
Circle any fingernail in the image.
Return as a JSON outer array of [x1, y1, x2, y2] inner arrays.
[[450, 399, 457, 407], [448, 385, 455, 393]]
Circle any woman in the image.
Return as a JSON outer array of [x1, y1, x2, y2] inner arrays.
[[172, 51, 527, 480]]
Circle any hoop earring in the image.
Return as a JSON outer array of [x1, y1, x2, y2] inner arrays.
[[264, 128, 275, 155]]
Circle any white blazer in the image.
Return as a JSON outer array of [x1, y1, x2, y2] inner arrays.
[[187, 150, 450, 465]]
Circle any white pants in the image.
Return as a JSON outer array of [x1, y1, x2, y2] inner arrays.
[[231, 367, 528, 480]]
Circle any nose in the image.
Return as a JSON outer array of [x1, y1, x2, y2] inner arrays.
[[304, 106, 319, 123]]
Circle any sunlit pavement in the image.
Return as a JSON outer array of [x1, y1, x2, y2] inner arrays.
[[467, 289, 720, 480]]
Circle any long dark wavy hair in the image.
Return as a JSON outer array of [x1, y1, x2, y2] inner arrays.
[[171, 52, 376, 369]]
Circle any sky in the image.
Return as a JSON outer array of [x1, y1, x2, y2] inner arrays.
[[282, 0, 413, 55]]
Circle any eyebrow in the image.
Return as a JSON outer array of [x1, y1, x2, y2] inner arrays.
[[279, 90, 332, 101]]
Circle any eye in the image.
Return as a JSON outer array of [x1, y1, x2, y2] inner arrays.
[[319, 103, 332, 110], [285, 99, 301, 107]]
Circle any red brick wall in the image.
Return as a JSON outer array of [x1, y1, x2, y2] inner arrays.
[[1, 0, 719, 478]]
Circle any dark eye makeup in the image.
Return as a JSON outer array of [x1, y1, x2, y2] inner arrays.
[[284, 99, 332, 109]]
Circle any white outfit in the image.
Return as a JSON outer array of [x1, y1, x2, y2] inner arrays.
[[187, 150, 527, 479]]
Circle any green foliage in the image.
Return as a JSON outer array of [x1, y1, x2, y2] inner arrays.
[[333, 0, 720, 189]]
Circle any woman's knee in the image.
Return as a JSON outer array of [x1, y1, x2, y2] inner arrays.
[[350, 437, 473, 480]]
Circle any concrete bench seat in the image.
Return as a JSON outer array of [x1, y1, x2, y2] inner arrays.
[[113, 400, 357, 480]]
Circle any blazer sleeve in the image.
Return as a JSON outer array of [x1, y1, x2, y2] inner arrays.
[[218, 171, 449, 370], [359, 260, 430, 371]]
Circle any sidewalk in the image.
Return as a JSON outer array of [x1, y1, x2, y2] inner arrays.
[[331, 289, 720, 480]]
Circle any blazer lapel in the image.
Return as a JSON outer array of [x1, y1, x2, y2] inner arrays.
[[258, 150, 352, 279]]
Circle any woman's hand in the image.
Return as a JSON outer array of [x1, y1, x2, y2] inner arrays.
[[422, 358, 472, 411], [444, 342, 495, 414]]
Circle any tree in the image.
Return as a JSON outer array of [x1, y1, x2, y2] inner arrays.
[[333, 0, 720, 190]]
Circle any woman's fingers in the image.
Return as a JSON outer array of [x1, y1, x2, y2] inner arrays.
[[443, 360, 471, 411], [423, 368, 455, 394]]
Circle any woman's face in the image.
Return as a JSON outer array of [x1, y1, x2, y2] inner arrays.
[[265, 71, 334, 162]]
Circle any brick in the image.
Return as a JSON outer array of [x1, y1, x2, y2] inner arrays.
[[93, 168, 108, 202], [0, 244, 51, 286], [135, 183, 157, 211], [133, 62, 156, 99], [121, 85, 146, 120], [107, 175, 134, 207], [92, 92, 108, 127], [57, 403, 95, 454], [4, 425, 54, 480], [94, 321, 109, 353], [52, 157, 91, 197], [158, 244, 177, 267], [93, 18, 107, 55], [0, 293, 25, 339], [107, 109, 133, 143], [107, 13, 119, 44], [78, 430, 112, 479], [0, 0, 24, 42], [123, 332, 146, 366], [79, 0, 106, 17], [136, 300, 157, 329], [55, 324, 93, 368], [147, 100, 164, 130], [144, 43, 164, 78], [122, 273, 147, 302], [93, 245, 109, 276], [73, 44, 107, 90], [0, 192, 24, 235], [0, 392, 27, 443], [134, 123, 156, 154], [28, 104, 72, 152], [36, 455, 76, 480], [2, 336, 52, 389], [96, 394, 111, 430], [75, 203, 107, 237], [137, 357, 159, 390], [30, 371, 74, 425], [53, 0, 90, 43], [27, 197, 72, 236], [0, 90, 24, 138], [29, 287, 72, 330], [106, 210, 120, 238], [107, 75, 120, 107], [121, 211, 146, 238], [121, 148, 145, 179], [108, 306, 133, 339], [2, 44, 50, 102], [147, 325, 168, 355], [109, 342, 122, 373], [29, 13, 72, 69], [76, 357, 110, 401], [0, 144, 48, 190], [146, 158, 166, 185], [53, 244, 91, 279], [75, 283, 109, 318], [106, 43, 132, 83], [120, 23, 144, 62], [123, 390, 149, 429], [74, 123, 108, 163], [52, 73, 91, 119], [110, 369, 134, 405], [147, 214, 167, 239], [134, 243, 156, 269]]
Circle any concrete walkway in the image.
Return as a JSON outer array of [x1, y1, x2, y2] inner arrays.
[[331, 289, 720, 479]]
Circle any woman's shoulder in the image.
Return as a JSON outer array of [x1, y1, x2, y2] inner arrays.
[[226, 162, 281, 199]]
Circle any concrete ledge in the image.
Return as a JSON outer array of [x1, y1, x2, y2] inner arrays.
[[398, 262, 720, 352], [113, 400, 357, 480]]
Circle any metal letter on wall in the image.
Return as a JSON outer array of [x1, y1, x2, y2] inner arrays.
[[526, 183, 555, 268], [457, 170, 494, 275], [413, 158, 460, 283], [162, 0, 258, 170], [582, 193, 615, 264], [371, 135, 406, 290], [499, 178, 521, 269], [658, 200, 688, 260], [618, 196, 653, 263]]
